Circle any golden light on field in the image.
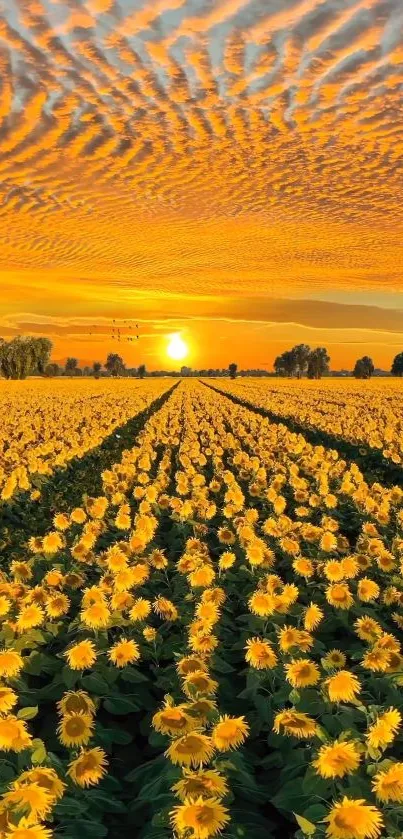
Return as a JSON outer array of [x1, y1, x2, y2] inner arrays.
[[0, 0, 402, 368], [166, 334, 188, 362]]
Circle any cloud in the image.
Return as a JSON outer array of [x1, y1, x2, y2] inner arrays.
[[0, 0, 401, 370]]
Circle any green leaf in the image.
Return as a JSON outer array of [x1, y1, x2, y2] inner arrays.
[[55, 797, 89, 817], [294, 814, 316, 835], [82, 673, 110, 694], [31, 739, 47, 765], [86, 791, 127, 813], [302, 805, 328, 823], [23, 651, 43, 675], [103, 695, 140, 715], [63, 821, 108, 839], [120, 667, 149, 684], [213, 655, 236, 673], [17, 705, 38, 720], [62, 665, 80, 689]]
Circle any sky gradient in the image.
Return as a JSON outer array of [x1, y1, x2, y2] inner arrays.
[[0, 0, 402, 369]]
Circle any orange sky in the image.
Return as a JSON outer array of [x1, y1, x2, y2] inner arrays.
[[0, 0, 402, 370]]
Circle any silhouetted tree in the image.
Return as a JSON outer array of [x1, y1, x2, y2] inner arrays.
[[292, 344, 311, 378], [353, 356, 374, 379], [228, 363, 238, 379], [105, 353, 125, 377], [391, 352, 403, 377], [307, 347, 330, 379], [138, 364, 146, 379], [30, 337, 52, 374], [274, 350, 295, 377], [65, 357, 78, 376], [0, 337, 53, 380], [44, 362, 61, 377], [93, 361, 102, 379]]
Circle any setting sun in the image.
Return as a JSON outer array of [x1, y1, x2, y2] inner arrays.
[[166, 334, 188, 362]]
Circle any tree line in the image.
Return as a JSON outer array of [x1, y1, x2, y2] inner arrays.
[[274, 345, 331, 378], [49, 354, 147, 379], [0, 337, 52, 379], [1, 336, 403, 380]]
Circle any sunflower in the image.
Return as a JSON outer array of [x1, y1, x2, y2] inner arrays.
[[211, 716, 249, 751], [0, 715, 32, 751], [245, 637, 277, 669], [172, 769, 228, 801], [67, 747, 108, 787], [313, 740, 361, 778], [217, 527, 236, 545], [153, 596, 179, 621], [324, 560, 346, 582], [188, 698, 217, 723], [58, 712, 94, 747], [354, 617, 383, 642], [285, 659, 320, 688], [322, 650, 347, 671], [320, 532, 338, 552], [57, 690, 95, 717], [366, 708, 401, 749], [189, 565, 216, 589], [362, 648, 391, 672], [0, 685, 18, 713], [108, 638, 140, 667], [218, 552, 236, 570], [54, 513, 70, 531], [4, 782, 53, 819], [143, 626, 157, 642], [16, 767, 65, 801], [195, 602, 220, 623], [127, 598, 151, 622], [166, 732, 215, 767], [341, 556, 359, 578], [325, 583, 354, 610], [325, 671, 361, 703], [0, 595, 11, 617], [304, 603, 324, 631], [177, 657, 208, 676], [45, 593, 70, 618], [189, 633, 218, 655], [372, 762, 403, 802], [292, 558, 314, 578], [279, 626, 313, 653], [64, 640, 97, 670], [42, 532, 64, 554], [183, 671, 218, 698], [111, 591, 134, 611], [324, 797, 383, 839], [357, 579, 380, 603], [81, 600, 110, 630], [248, 591, 275, 617], [153, 705, 198, 736], [2, 818, 53, 839], [15, 604, 45, 633], [70, 507, 87, 524], [201, 588, 226, 607], [170, 795, 230, 839], [273, 709, 318, 739]]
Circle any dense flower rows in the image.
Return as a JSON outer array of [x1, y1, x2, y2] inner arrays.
[[215, 378, 403, 465], [0, 380, 403, 838], [0, 379, 171, 502]]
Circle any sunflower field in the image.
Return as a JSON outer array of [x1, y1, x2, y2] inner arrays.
[[1, 377, 403, 839]]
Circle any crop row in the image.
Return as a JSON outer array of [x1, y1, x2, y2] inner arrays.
[[0, 380, 402, 839], [215, 378, 403, 466], [0, 379, 171, 502]]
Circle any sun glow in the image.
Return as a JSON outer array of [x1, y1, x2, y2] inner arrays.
[[167, 334, 188, 362]]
